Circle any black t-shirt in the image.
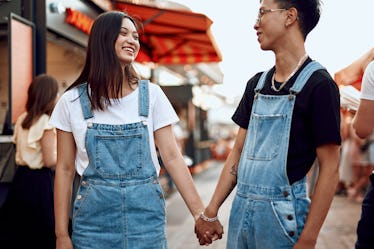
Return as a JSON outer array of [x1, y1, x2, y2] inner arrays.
[[232, 58, 341, 184]]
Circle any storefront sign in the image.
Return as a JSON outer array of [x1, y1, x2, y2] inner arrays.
[[65, 8, 93, 34]]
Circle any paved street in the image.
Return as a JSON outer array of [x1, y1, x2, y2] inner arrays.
[[164, 160, 362, 249]]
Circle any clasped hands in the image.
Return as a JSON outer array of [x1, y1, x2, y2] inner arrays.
[[194, 212, 224, 246]]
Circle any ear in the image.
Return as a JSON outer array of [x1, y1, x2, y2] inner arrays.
[[285, 7, 298, 27]]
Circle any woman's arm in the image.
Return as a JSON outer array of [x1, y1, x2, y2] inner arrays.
[[55, 129, 76, 249], [194, 127, 246, 244], [41, 129, 57, 167], [154, 125, 205, 220]]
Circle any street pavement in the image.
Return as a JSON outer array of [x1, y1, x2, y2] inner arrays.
[[164, 160, 362, 249]]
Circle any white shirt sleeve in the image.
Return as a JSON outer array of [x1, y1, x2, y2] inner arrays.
[[49, 89, 78, 132], [361, 60, 374, 101], [151, 84, 179, 131]]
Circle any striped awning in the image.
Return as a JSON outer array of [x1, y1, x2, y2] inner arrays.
[[115, 1, 222, 64]]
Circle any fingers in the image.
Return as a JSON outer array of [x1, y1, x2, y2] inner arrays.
[[211, 233, 219, 241], [195, 220, 224, 245]]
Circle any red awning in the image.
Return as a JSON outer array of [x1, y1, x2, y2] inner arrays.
[[114, 1, 222, 64]]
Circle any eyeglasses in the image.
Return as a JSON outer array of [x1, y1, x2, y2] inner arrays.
[[256, 8, 287, 24]]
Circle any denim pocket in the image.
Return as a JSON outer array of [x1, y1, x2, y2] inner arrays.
[[72, 184, 92, 220], [247, 113, 286, 161], [151, 182, 166, 214], [95, 132, 142, 177], [294, 196, 310, 235], [270, 200, 298, 244]]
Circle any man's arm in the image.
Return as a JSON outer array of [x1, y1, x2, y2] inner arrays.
[[194, 127, 247, 245], [294, 143, 340, 249]]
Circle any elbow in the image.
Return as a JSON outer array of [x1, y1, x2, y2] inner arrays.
[[43, 156, 57, 168], [356, 131, 371, 139], [352, 122, 372, 139], [353, 126, 372, 139], [43, 160, 56, 168]]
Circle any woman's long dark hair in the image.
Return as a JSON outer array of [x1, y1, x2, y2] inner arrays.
[[67, 11, 142, 110], [22, 74, 59, 129]]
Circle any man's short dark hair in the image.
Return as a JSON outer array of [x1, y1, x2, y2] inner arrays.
[[275, 0, 321, 39]]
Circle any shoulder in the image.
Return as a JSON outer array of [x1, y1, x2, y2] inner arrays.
[[15, 112, 27, 125], [363, 60, 374, 82], [147, 81, 163, 93], [61, 87, 80, 101], [365, 60, 374, 72], [361, 61, 374, 100], [147, 81, 169, 102], [306, 66, 339, 94], [243, 72, 266, 94], [35, 114, 54, 130], [56, 87, 81, 108], [28, 114, 54, 143]]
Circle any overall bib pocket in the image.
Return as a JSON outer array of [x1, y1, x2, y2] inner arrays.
[[247, 113, 286, 161], [95, 132, 142, 177]]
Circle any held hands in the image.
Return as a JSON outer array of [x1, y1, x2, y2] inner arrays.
[[194, 212, 224, 246]]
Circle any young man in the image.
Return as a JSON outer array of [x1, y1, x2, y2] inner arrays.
[[195, 0, 341, 248]]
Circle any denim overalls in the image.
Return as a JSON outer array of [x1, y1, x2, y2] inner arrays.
[[227, 62, 324, 249], [72, 81, 167, 249]]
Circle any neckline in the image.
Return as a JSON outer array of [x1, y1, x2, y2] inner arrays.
[[271, 54, 309, 92]]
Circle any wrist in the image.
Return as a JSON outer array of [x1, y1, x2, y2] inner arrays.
[[194, 211, 202, 221], [204, 205, 218, 218], [199, 211, 219, 222]]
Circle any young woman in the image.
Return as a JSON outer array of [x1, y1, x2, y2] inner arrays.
[[0, 74, 58, 249], [49, 11, 218, 249]]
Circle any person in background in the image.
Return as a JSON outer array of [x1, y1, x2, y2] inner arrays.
[[347, 122, 371, 203], [195, 0, 341, 248], [336, 110, 354, 196], [352, 59, 374, 249], [0, 74, 59, 249], [49, 11, 222, 249]]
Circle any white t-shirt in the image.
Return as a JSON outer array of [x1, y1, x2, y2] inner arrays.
[[361, 60, 374, 100], [49, 82, 179, 176]]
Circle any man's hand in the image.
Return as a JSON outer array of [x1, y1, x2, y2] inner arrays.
[[194, 217, 224, 246]]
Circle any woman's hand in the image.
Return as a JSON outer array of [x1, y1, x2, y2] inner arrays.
[[194, 217, 224, 245]]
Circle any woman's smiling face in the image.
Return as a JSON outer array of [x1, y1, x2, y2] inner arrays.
[[115, 17, 140, 66]]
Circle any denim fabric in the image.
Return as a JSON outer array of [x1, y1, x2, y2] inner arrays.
[[227, 62, 324, 249], [72, 81, 167, 249]]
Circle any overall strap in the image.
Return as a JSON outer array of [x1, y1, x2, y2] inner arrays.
[[78, 83, 94, 120], [290, 61, 325, 93], [255, 69, 271, 92], [138, 80, 149, 118]]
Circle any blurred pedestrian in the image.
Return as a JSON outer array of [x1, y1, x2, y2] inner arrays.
[[347, 124, 371, 203], [352, 59, 374, 249], [0, 74, 58, 249], [336, 110, 354, 196], [49, 11, 217, 249], [195, 0, 341, 248]]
